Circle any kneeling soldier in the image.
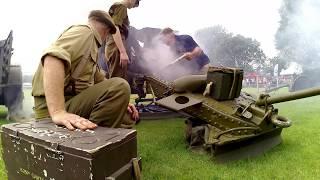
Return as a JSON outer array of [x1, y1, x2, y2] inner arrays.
[[32, 10, 138, 130]]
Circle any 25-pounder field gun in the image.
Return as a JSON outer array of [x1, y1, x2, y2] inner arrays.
[[0, 31, 23, 120], [143, 66, 320, 162]]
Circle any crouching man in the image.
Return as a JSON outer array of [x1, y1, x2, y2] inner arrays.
[[160, 28, 210, 75], [32, 10, 138, 130]]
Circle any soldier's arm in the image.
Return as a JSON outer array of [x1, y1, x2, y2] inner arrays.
[[184, 36, 203, 60], [43, 55, 65, 117], [110, 5, 129, 68], [43, 56, 97, 130], [112, 26, 129, 68], [184, 47, 203, 60], [113, 27, 127, 54], [190, 47, 203, 57]]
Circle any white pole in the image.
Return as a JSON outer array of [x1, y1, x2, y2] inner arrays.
[[256, 75, 259, 93]]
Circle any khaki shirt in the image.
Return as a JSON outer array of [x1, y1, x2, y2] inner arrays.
[[106, 3, 130, 59], [109, 2, 129, 38], [32, 24, 105, 118]]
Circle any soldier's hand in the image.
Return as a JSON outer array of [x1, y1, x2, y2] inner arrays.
[[51, 110, 97, 131], [183, 52, 193, 60], [120, 52, 129, 69], [127, 103, 139, 121]]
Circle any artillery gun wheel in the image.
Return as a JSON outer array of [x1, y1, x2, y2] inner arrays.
[[0, 31, 13, 84], [184, 118, 207, 146], [4, 65, 23, 121]]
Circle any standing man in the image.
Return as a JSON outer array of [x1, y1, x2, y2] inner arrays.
[[32, 10, 138, 130], [105, 0, 141, 79], [160, 27, 210, 74]]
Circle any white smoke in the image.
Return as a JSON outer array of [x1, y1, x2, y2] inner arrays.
[[141, 35, 176, 73], [140, 35, 196, 81], [277, 0, 320, 69]]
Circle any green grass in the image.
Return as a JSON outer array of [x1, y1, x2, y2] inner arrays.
[[0, 106, 7, 121], [0, 108, 8, 179], [0, 88, 320, 179], [135, 88, 320, 179]]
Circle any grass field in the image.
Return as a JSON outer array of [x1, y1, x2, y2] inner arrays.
[[0, 107, 8, 179], [0, 88, 320, 179]]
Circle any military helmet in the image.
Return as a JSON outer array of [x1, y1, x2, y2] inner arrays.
[[88, 10, 117, 34], [134, 0, 141, 7]]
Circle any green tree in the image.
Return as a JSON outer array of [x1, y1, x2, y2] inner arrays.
[[195, 26, 266, 72], [261, 56, 288, 76]]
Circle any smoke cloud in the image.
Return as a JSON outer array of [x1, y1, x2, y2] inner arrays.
[[140, 36, 176, 74], [128, 28, 198, 81], [9, 87, 34, 122], [276, 0, 320, 69]]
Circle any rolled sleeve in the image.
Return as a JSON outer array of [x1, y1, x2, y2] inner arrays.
[[41, 25, 93, 73], [184, 36, 198, 52], [41, 45, 72, 72], [112, 5, 127, 26]]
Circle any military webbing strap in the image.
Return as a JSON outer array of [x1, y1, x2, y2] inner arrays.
[[228, 68, 237, 99], [132, 158, 141, 180], [66, 42, 93, 95]]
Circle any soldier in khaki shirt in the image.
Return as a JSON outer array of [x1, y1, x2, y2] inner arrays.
[[105, 0, 140, 79], [32, 10, 138, 130]]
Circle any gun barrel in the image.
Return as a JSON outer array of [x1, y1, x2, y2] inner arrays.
[[256, 87, 320, 106]]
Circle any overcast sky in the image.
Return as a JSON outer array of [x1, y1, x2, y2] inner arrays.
[[0, 0, 282, 74]]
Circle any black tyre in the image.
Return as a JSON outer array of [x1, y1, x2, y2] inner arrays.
[[4, 65, 23, 117]]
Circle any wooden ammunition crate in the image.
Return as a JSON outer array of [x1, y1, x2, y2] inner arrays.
[[1, 119, 141, 180], [207, 67, 243, 100]]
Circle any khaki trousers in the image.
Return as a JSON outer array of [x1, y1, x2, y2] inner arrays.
[[65, 78, 131, 127], [105, 37, 128, 80], [106, 48, 128, 80], [34, 78, 133, 128]]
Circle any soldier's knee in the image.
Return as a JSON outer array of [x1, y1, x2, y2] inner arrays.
[[110, 77, 130, 96]]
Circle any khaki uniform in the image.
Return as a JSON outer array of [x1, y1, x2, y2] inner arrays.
[[105, 2, 130, 79], [32, 24, 132, 128]]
